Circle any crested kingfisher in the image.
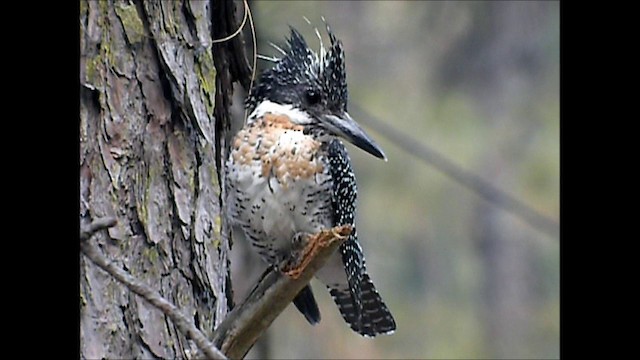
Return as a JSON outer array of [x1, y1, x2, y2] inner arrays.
[[225, 23, 396, 337]]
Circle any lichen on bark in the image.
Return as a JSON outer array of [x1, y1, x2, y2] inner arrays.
[[80, 1, 235, 358]]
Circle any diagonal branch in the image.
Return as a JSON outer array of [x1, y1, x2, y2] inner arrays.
[[80, 217, 349, 359], [80, 217, 228, 360], [212, 225, 352, 359], [351, 103, 560, 239]]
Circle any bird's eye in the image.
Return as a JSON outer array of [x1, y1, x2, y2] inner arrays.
[[305, 89, 321, 105]]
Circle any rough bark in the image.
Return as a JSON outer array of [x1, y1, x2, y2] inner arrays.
[[79, 1, 248, 358]]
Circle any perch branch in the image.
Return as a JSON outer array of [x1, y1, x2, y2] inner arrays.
[[80, 217, 227, 360], [211, 225, 352, 359]]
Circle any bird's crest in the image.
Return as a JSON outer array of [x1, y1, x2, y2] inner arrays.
[[246, 20, 348, 113]]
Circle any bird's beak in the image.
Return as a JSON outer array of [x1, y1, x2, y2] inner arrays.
[[321, 112, 387, 160]]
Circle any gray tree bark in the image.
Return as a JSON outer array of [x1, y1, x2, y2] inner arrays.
[[79, 1, 248, 358]]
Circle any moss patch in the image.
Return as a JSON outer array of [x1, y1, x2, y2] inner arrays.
[[85, 55, 101, 86], [195, 49, 216, 117], [115, 2, 145, 45]]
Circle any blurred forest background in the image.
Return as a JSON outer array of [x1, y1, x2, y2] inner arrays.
[[229, 1, 559, 359]]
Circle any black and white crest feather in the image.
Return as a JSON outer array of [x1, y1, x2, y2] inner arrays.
[[246, 23, 348, 114]]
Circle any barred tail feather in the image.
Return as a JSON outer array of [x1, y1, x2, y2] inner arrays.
[[329, 273, 396, 337]]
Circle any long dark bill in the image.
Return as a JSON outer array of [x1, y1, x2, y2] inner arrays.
[[321, 112, 387, 160]]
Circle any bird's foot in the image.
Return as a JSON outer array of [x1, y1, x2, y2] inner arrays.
[[282, 225, 352, 279]]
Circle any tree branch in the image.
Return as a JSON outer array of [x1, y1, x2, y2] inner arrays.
[[80, 217, 350, 359], [211, 225, 352, 359], [80, 217, 228, 360], [351, 103, 560, 239], [79, 216, 117, 242]]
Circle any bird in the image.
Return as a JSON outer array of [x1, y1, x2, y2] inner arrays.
[[225, 22, 396, 337]]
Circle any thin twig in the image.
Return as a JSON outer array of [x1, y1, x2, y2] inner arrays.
[[211, 225, 352, 359], [211, 0, 249, 44], [80, 217, 228, 360]]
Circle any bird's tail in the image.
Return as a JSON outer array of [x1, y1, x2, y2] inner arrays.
[[293, 284, 321, 325], [328, 272, 396, 337]]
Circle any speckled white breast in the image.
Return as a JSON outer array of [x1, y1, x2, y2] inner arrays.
[[225, 109, 334, 262]]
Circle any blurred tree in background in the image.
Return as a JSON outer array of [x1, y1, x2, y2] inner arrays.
[[231, 1, 559, 359]]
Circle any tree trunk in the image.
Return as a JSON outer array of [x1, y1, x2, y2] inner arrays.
[[79, 1, 248, 358]]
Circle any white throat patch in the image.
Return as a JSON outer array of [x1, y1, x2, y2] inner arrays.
[[248, 100, 313, 125]]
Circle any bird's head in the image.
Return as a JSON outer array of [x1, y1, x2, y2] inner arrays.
[[246, 24, 386, 160]]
